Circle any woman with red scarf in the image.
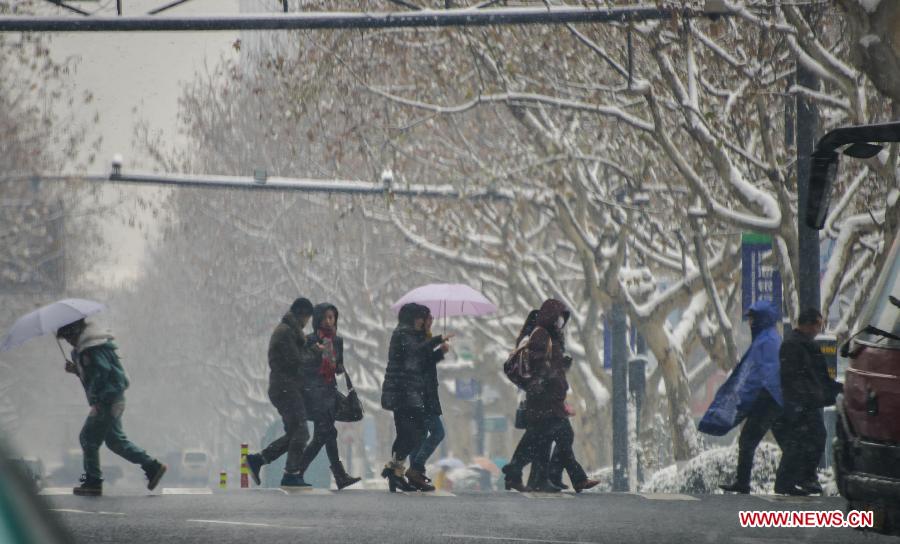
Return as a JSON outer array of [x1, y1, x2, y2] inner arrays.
[[294, 303, 361, 489]]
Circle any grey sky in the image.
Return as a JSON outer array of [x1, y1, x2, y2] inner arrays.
[[48, 0, 243, 283]]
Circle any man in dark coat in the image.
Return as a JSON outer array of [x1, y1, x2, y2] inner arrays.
[[57, 319, 167, 496], [777, 308, 843, 494], [380, 303, 450, 492], [246, 298, 314, 487]]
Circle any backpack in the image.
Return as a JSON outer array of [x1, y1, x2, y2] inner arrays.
[[503, 327, 551, 387]]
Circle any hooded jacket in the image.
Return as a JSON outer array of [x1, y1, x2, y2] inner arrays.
[[381, 303, 444, 412], [698, 299, 783, 436], [524, 299, 572, 423], [298, 303, 345, 421], [71, 322, 129, 406], [268, 311, 308, 394]]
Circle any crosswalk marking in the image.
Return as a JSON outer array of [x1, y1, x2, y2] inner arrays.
[[39, 487, 72, 496], [520, 492, 575, 499], [280, 487, 332, 495], [51, 508, 125, 516], [635, 493, 699, 501], [162, 488, 212, 495], [755, 495, 823, 504]]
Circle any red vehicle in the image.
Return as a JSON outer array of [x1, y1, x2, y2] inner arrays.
[[808, 122, 900, 533], [833, 233, 900, 532]]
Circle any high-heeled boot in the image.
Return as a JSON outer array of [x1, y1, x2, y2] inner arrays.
[[381, 460, 416, 493]]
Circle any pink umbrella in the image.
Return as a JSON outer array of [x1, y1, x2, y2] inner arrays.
[[391, 283, 497, 320]]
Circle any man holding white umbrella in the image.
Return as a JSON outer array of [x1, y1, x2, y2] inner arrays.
[[2, 299, 166, 496]]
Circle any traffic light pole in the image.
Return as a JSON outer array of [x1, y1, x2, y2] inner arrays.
[[796, 9, 821, 313]]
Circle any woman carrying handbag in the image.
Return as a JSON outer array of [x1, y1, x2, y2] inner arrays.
[[295, 303, 361, 490]]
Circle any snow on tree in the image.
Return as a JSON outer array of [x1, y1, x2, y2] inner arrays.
[[132, 0, 899, 475]]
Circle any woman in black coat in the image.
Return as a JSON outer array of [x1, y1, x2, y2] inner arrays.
[[380, 303, 451, 492], [294, 303, 360, 490]]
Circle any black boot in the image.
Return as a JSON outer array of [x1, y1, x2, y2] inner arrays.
[[331, 461, 361, 490], [798, 479, 823, 495], [73, 475, 103, 496], [548, 475, 569, 491], [142, 460, 167, 491], [719, 481, 750, 494], [246, 453, 264, 486], [774, 483, 811, 496], [502, 464, 531, 492], [405, 467, 435, 492]]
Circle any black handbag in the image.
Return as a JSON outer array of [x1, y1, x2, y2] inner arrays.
[[334, 372, 364, 422], [514, 399, 527, 430]]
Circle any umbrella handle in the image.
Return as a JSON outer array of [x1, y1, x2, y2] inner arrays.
[[56, 337, 72, 364]]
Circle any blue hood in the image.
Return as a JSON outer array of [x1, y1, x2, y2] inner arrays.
[[748, 299, 780, 338]]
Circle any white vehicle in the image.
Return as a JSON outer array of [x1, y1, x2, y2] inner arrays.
[[179, 449, 211, 486]]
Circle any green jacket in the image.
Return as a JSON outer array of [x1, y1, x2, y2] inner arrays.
[[75, 341, 130, 406]]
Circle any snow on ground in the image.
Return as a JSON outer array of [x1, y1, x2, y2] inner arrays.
[[639, 442, 838, 496]]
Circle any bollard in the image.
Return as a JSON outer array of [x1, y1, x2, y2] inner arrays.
[[240, 443, 249, 488], [219, 471, 227, 490]]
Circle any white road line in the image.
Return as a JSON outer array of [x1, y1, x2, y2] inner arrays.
[[520, 492, 575, 499], [755, 495, 823, 504], [186, 520, 311, 530], [444, 534, 601, 544], [280, 487, 332, 495], [162, 488, 213, 495], [50, 509, 126, 516], [39, 488, 72, 496], [404, 490, 456, 497], [635, 493, 699, 501]]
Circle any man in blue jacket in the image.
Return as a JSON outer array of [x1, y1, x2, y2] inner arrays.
[[699, 300, 795, 494], [58, 319, 166, 496]]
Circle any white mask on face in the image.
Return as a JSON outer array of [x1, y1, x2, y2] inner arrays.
[[557, 316, 565, 329]]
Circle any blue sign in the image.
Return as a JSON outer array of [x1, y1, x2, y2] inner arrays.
[[455, 378, 479, 400], [741, 233, 782, 317]]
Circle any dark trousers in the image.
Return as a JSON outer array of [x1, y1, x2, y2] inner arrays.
[[80, 401, 153, 481], [297, 416, 340, 475], [261, 388, 309, 474], [505, 419, 549, 481], [544, 418, 588, 485], [776, 406, 826, 486], [392, 408, 426, 462], [735, 390, 786, 486]]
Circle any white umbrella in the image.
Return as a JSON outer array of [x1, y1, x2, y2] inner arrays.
[[0, 298, 106, 353]]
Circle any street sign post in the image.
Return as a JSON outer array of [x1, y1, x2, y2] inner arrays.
[[741, 232, 782, 316]]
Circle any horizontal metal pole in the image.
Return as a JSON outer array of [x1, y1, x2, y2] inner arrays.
[[19, 171, 528, 200], [0, 5, 730, 32]]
